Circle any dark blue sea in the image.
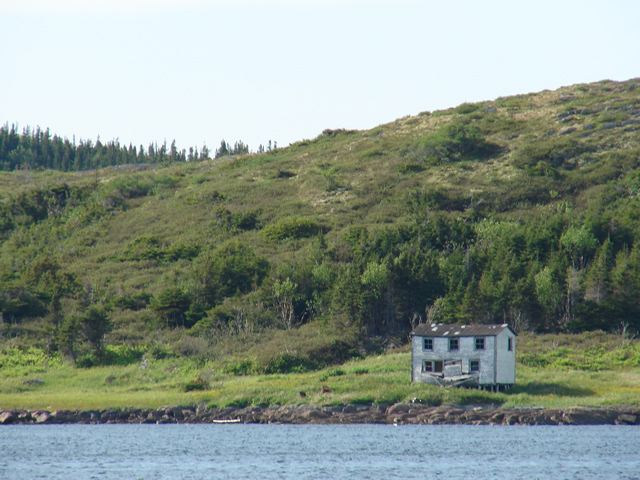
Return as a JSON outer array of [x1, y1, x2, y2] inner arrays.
[[1, 424, 639, 479]]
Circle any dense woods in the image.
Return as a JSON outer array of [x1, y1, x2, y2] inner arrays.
[[0, 124, 210, 171], [1, 78, 640, 371]]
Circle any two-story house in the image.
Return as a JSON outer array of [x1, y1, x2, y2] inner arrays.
[[411, 323, 516, 391]]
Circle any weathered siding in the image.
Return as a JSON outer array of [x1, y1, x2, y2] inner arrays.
[[412, 335, 496, 384], [495, 330, 516, 384], [411, 325, 516, 387]]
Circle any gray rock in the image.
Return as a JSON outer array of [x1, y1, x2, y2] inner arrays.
[[616, 414, 638, 425], [386, 403, 412, 415], [196, 401, 209, 415], [600, 122, 618, 130], [33, 411, 51, 424], [0, 411, 16, 424]]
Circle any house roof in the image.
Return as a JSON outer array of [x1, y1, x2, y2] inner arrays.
[[411, 323, 515, 337]]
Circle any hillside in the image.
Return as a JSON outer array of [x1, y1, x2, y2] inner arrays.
[[1, 77, 640, 372]]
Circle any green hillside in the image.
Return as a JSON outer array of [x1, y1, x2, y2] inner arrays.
[[1, 78, 640, 373]]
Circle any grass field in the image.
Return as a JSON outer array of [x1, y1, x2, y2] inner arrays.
[[1, 332, 638, 411]]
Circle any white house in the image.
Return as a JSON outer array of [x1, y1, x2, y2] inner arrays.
[[411, 323, 516, 391]]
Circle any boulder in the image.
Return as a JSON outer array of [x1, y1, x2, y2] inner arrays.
[[300, 408, 330, 421], [386, 403, 412, 415], [196, 401, 209, 416], [51, 410, 81, 424], [33, 410, 51, 424], [616, 414, 638, 425], [561, 408, 617, 425], [0, 411, 16, 424]]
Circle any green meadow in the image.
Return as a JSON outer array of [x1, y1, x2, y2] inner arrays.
[[2, 332, 638, 411]]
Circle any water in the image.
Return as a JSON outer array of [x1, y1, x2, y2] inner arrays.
[[1, 424, 639, 479]]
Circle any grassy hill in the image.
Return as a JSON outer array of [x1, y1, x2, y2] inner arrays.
[[1, 77, 640, 378]]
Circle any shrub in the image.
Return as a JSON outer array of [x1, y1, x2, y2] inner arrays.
[[319, 368, 346, 382], [112, 292, 151, 311], [163, 241, 200, 262], [414, 122, 500, 164], [223, 358, 256, 376], [121, 236, 199, 262], [511, 137, 589, 171], [212, 206, 259, 231], [261, 353, 316, 374], [77, 344, 144, 367], [150, 287, 193, 328], [105, 175, 154, 199], [121, 235, 162, 261], [261, 216, 323, 241], [202, 241, 269, 303], [184, 377, 209, 392], [454, 103, 480, 115], [0, 347, 64, 376]]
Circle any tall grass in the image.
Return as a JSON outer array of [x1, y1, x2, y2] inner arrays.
[[2, 333, 638, 411]]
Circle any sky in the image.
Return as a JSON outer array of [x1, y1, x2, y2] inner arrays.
[[1, 0, 639, 153]]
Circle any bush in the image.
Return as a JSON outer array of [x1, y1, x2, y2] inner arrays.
[[319, 368, 346, 382], [163, 241, 200, 262], [184, 377, 209, 392], [112, 292, 151, 311], [414, 122, 500, 164], [150, 287, 193, 328], [223, 358, 256, 376], [121, 237, 199, 262], [0, 347, 64, 376], [121, 235, 162, 261], [261, 353, 316, 374], [511, 137, 588, 171], [203, 241, 269, 303], [105, 175, 154, 199], [76, 344, 144, 367], [261, 216, 323, 241], [212, 206, 260, 231]]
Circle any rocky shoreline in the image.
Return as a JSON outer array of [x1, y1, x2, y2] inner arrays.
[[2, 403, 639, 426]]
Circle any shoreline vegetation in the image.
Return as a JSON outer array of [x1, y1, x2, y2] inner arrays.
[[1, 333, 639, 424]]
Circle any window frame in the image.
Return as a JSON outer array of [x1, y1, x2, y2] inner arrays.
[[508, 337, 513, 351], [475, 337, 485, 350], [423, 337, 433, 351], [470, 360, 480, 373], [422, 360, 443, 373], [449, 337, 459, 351]]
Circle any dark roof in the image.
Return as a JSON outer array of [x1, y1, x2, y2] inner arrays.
[[411, 323, 515, 337]]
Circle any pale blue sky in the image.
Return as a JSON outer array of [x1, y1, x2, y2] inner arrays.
[[2, 0, 638, 152]]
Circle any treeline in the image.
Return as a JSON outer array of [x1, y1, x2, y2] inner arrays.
[[0, 124, 261, 172]]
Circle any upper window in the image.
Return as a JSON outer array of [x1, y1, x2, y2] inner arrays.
[[475, 337, 485, 350], [508, 337, 513, 351], [423, 338, 433, 351], [449, 337, 459, 351]]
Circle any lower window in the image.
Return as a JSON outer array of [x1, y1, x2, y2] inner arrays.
[[423, 360, 443, 373], [470, 360, 480, 372]]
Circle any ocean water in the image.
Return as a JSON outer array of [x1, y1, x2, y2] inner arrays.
[[1, 424, 639, 479]]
